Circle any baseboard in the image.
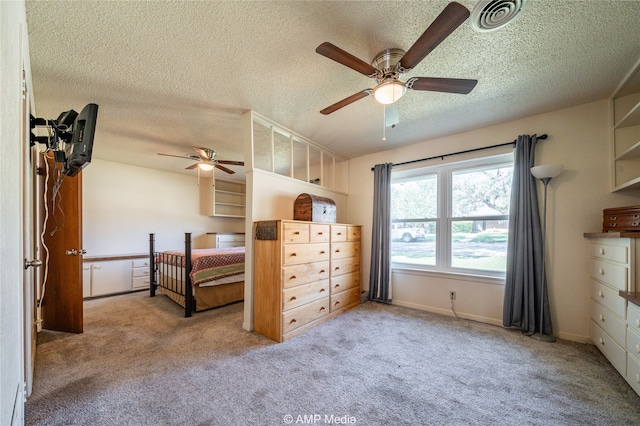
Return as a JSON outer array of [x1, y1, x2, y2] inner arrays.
[[392, 300, 503, 327]]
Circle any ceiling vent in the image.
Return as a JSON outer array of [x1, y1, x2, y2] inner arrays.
[[470, 0, 527, 32]]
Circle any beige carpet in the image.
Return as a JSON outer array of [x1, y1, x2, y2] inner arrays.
[[26, 291, 640, 425]]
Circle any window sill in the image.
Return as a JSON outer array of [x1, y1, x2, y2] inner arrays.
[[391, 266, 505, 286]]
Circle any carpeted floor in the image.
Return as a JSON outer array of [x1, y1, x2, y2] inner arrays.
[[25, 291, 640, 425]]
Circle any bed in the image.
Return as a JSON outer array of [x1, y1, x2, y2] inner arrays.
[[149, 233, 244, 317]]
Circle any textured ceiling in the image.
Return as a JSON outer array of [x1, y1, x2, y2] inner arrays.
[[25, 0, 640, 178]]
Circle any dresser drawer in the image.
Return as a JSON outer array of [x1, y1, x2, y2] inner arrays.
[[282, 297, 329, 334], [132, 275, 151, 290], [283, 222, 309, 243], [590, 320, 626, 376], [309, 224, 330, 242], [132, 267, 151, 278], [629, 303, 640, 332], [331, 256, 360, 277], [330, 272, 360, 295], [331, 241, 360, 260], [590, 303, 626, 345], [589, 259, 628, 291], [132, 258, 151, 268], [589, 243, 628, 264], [283, 280, 329, 311], [347, 226, 361, 242], [282, 261, 329, 288], [627, 327, 640, 359], [283, 243, 330, 266], [591, 280, 626, 318], [627, 353, 640, 396], [331, 225, 347, 242], [330, 287, 360, 312]]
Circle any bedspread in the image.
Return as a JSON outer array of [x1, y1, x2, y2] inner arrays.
[[158, 247, 245, 286]]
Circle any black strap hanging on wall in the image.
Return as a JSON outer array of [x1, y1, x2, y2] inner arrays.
[[371, 134, 548, 171]]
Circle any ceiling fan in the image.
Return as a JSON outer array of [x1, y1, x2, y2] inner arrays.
[[316, 1, 477, 115], [157, 147, 244, 174]]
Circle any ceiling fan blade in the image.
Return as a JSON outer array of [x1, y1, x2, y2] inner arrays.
[[316, 42, 378, 77], [185, 163, 199, 170], [158, 153, 200, 160], [399, 2, 470, 71], [218, 160, 244, 166], [192, 147, 211, 160], [320, 90, 371, 115], [408, 77, 477, 94], [215, 164, 235, 174]]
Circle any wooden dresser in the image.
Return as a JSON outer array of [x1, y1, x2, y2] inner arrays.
[[584, 232, 640, 397], [254, 220, 361, 342]]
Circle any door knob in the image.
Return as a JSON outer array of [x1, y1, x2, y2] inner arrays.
[[24, 259, 42, 269], [65, 249, 78, 256]]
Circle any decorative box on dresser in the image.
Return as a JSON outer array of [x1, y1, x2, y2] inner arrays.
[[584, 232, 640, 397], [253, 220, 361, 342]]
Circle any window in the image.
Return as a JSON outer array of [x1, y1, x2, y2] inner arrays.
[[391, 153, 513, 276]]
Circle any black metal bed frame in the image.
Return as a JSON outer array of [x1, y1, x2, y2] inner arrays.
[[149, 233, 194, 317]]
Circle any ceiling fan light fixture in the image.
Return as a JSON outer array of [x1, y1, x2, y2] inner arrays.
[[198, 162, 214, 171], [373, 80, 406, 105]]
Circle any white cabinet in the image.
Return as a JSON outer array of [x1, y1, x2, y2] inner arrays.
[[199, 177, 246, 217], [610, 59, 640, 191], [585, 233, 640, 398], [207, 232, 245, 248], [83, 255, 149, 298]]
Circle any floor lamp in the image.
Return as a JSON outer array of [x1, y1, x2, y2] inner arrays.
[[530, 164, 563, 342]]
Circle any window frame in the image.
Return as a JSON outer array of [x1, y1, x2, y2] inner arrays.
[[391, 152, 514, 279]]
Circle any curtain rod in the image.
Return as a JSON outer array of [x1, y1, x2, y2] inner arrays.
[[371, 134, 548, 170]]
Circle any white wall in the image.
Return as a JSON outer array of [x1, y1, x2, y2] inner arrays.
[[82, 159, 244, 255], [348, 100, 640, 342], [1, 1, 27, 423]]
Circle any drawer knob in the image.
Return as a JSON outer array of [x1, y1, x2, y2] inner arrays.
[[290, 319, 297, 324], [335, 301, 340, 306], [290, 296, 297, 301], [636, 319, 640, 328], [599, 291, 604, 298], [290, 275, 297, 280], [290, 253, 297, 257], [636, 374, 640, 384], [610, 216, 617, 220], [320, 251, 325, 254], [599, 268, 605, 276], [294, 231, 300, 235], [335, 249, 340, 253], [636, 344, 640, 354], [318, 232, 323, 235], [335, 284, 340, 288], [319, 269, 325, 273], [320, 306, 325, 311], [320, 288, 325, 292], [600, 248, 605, 255], [337, 232, 342, 235], [634, 215, 640, 220], [599, 337, 605, 345], [599, 314, 605, 322]]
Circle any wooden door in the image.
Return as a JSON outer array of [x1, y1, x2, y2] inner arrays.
[[41, 155, 83, 333]]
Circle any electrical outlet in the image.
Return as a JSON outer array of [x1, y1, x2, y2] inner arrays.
[[449, 291, 456, 300]]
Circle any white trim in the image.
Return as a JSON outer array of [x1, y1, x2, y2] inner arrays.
[[392, 267, 505, 286]]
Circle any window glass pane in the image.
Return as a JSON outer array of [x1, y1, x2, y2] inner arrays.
[[273, 131, 291, 177], [451, 219, 509, 271], [253, 120, 272, 172], [292, 139, 307, 182], [452, 165, 512, 217], [390, 221, 436, 266], [391, 175, 437, 220]]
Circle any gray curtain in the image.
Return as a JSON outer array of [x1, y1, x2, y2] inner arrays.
[[369, 163, 393, 303], [503, 135, 552, 335]]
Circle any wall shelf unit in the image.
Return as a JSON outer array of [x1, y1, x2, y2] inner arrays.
[[200, 177, 246, 217], [611, 58, 640, 192]]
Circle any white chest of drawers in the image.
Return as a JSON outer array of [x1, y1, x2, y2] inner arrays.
[[585, 233, 640, 397]]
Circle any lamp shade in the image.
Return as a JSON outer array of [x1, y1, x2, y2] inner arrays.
[[198, 162, 214, 171], [531, 164, 563, 180], [373, 80, 406, 105]]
